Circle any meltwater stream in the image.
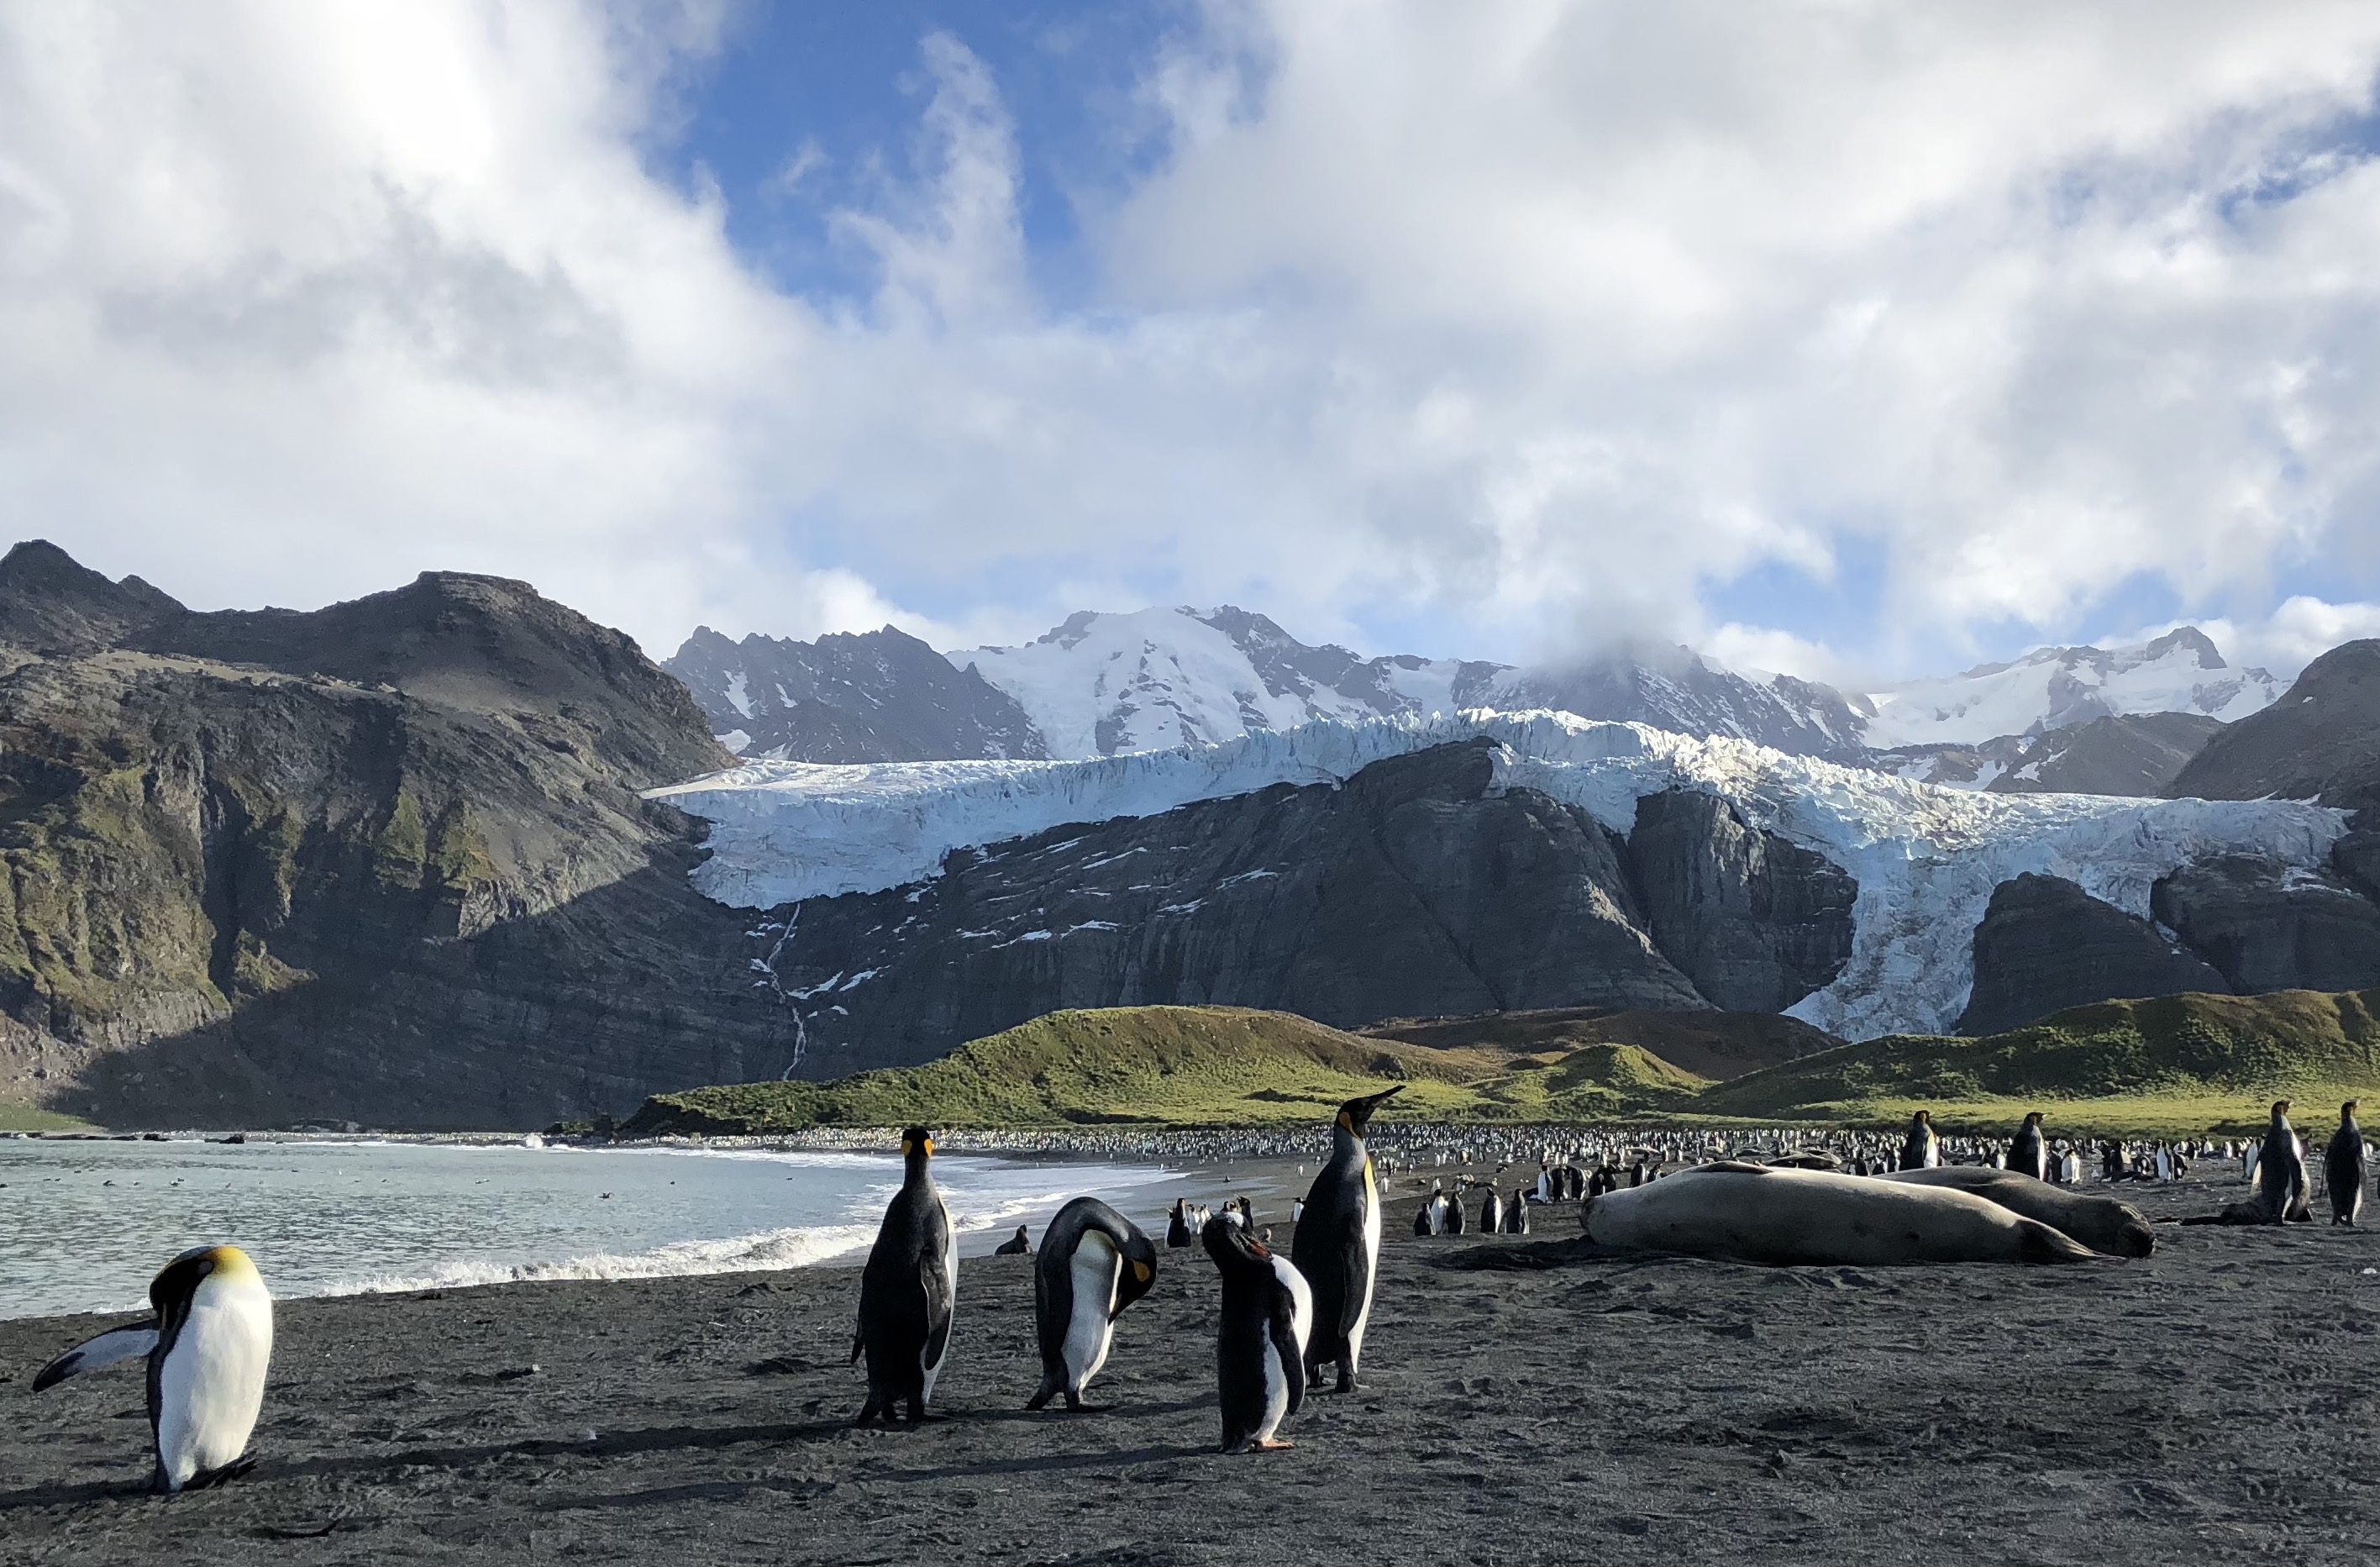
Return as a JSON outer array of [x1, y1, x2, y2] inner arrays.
[[0, 1138, 1181, 1318]]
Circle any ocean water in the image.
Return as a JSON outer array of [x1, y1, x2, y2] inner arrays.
[[0, 1137, 1180, 1319]]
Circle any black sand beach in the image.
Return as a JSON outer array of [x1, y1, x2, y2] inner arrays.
[[6, 1173, 2380, 1566]]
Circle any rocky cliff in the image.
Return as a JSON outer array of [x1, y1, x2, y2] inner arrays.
[[746, 738, 1860, 1078], [2167, 639, 2380, 809], [0, 542, 790, 1128]]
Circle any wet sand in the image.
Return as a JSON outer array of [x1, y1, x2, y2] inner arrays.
[[5, 1172, 2380, 1565]]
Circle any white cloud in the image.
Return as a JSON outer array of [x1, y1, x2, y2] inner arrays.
[[4, 1, 2380, 680]]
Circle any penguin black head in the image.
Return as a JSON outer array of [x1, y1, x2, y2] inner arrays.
[[1335, 1086, 1405, 1137], [1201, 1213, 1268, 1271], [2272, 1100, 2293, 1119], [1913, 1110, 1932, 1126], [1116, 1233, 1160, 1313], [2024, 1112, 2044, 1128], [2345, 1100, 2361, 1119], [900, 1127, 937, 1165]]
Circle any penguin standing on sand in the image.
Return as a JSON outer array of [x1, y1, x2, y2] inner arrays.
[[35, 1244, 274, 1493], [2252, 1101, 2311, 1225], [2327, 1102, 2367, 1227], [1027, 1197, 1158, 1412], [1205, 1217, 1312, 1454], [1504, 1191, 1530, 1233], [1478, 1186, 1504, 1233], [851, 1127, 956, 1426], [1166, 1199, 1195, 1249], [1900, 1111, 1940, 1170], [2007, 1112, 2049, 1182], [1289, 1086, 1402, 1395]]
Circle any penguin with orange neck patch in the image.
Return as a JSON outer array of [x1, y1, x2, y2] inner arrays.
[[35, 1244, 274, 1493], [1288, 1085, 1402, 1393], [1027, 1197, 1158, 1412], [852, 1127, 957, 1425]]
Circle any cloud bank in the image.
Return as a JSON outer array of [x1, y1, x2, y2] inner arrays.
[[3, 0, 2378, 681]]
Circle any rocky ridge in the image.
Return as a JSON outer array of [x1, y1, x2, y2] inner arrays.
[[0, 541, 789, 1128]]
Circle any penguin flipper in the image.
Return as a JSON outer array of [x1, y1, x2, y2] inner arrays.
[[1269, 1291, 1307, 1420], [918, 1252, 954, 1375], [33, 1322, 160, 1391]]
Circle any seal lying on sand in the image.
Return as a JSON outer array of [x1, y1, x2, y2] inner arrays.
[[1580, 1162, 2097, 1266], [1876, 1167, 2154, 1257]]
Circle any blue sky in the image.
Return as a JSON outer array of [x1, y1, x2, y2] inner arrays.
[[5, 2, 2380, 686]]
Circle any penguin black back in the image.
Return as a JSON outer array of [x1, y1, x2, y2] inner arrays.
[[1205, 1217, 1310, 1453], [1027, 1196, 1158, 1412], [1288, 1085, 1400, 1394], [2008, 1112, 2048, 1182], [2328, 1101, 2367, 1227], [853, 1128, 956, 1425]]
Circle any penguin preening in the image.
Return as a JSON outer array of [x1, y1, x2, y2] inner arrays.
[[1027, 1197, 1158, 1412], [2328, 1102, 2367, 1227], [35, 1244, 273, 1493], [1901, 1110, 1940, 1171], [1204, 1217, 1312, 1454], [2008, 1112, 2049, 1182], [2254, 1100, 2312, 1225], [1289, 1086, 1402, 1395], [851, 1127, 957, 1426]]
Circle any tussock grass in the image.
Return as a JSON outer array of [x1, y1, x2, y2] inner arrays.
[[623, 990, 2380, 1140]]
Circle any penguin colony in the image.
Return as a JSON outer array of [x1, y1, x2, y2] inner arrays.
[[29, 1097, 2376, 1484]]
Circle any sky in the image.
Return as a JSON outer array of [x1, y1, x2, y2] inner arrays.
[[4, 1, 2380, 688]]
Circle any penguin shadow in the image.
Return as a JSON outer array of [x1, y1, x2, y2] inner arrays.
[[0, 1417, 855, 1515]]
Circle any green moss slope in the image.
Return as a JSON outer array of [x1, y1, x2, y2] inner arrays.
[[627, 991, 2380, 1138], [622, 1005, 1711, 1134]]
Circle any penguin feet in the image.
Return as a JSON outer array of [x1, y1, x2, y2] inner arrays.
[[1332, 1373, 1359, 1395], [1245, 1438, 1296, 1452], [184, 1456, 259, 1492]]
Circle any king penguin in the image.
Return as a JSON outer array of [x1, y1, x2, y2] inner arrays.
[[1504, 1189, 1530, 1233], [1027, 1197, 1158, 1412], [2007, 1112, 2050, 1182], [34, 1244, 273, 1493], [2327, 1101, 2367, 1227], [1288, 1085, 1401, 1395], [2253, 1100, 2311, 1225], [1165, 1198, 1195, 1249], [851, 1126, 957, 1426], [1900, 1110, 1940, 1170], [1478, 1186, 1504, 1234], [1204, 1216, 1312, 1454]]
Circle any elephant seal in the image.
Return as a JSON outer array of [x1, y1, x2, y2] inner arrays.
[[1876, 1166, 2153, 1257], [1579, 1161, 2096, 1266]]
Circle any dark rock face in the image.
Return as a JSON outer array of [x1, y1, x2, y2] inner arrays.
[[1622, 790, 1858, 1012], [760, 739, 1715, 1078], [1958, 875, 2230, 1036], [2151, 856, 2380, 996], [664, 624, 1046, 762], [1990, 713, 2225, 796], [0, 544, 785, 1128], [2168, 639, 2380, 810], [0, 540, 183, 655]]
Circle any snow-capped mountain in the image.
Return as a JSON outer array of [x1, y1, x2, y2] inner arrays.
[[648, 710, 2351, 1041], [1861, 627, 2278, 749]]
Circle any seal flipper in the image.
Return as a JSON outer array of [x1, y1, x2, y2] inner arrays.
[[34, 1322, 160, 1391]]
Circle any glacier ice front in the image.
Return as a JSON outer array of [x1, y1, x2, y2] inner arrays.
[[648, 712, 2348, 1040]]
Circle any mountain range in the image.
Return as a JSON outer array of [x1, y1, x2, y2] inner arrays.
[[664, 608, 2275, 797], [2, 536, 2374, 1132]]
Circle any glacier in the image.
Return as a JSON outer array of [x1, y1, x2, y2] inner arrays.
[[648, 711, 2348, 1042]]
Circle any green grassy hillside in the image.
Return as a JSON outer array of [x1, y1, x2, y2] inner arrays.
[[620, 1006, 1710, 1134], [621, 991, 2380, 1139], [1695, 989, 2380, 1136]]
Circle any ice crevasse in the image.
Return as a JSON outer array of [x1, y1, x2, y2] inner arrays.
[[646, 711, 2350, 1040]]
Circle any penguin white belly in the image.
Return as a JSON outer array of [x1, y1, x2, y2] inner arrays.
[[1253, 1338, 1290, 1443], [922, 1197, 958, 1403], [155, 1273, 272, 1489], [1345, 1161, 1382, 1366], [1062, 1232, 1122, 1393]]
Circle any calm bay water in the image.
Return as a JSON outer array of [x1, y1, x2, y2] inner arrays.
[[0, 1137, 1180, 1319]]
